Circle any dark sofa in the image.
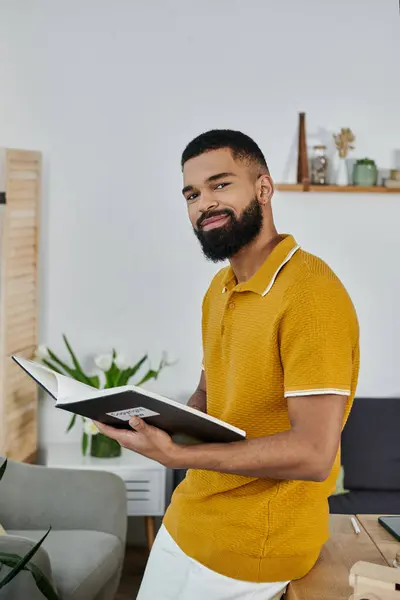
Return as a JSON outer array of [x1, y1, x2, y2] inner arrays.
[[329, 396, 400, 515], [173, 397, 400, 515]]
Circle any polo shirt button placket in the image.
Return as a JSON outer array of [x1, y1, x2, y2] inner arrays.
[[221, 292, 235, 336]]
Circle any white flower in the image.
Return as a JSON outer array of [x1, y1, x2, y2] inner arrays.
[[115, 353, 129, 370], [83, 419, 99, 436], [35, 345, 50, 360], [94, 354, 113, 371]]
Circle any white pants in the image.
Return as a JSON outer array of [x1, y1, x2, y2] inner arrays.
[[136, 525, 289, 600]]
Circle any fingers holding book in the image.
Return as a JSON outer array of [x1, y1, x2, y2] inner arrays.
[[93, 418, 179, 468]]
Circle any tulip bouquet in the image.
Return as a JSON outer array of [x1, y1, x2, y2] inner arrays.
[[35, 335, 173, 458]]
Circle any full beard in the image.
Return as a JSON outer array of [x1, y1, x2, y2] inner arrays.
[[193, 197, 263, 262]]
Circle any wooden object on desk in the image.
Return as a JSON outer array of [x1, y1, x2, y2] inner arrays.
[[286, 514, 397, 600], [0, 148, 41, 462], [357, 515, 400, 567], [349, 560, 400, 600]]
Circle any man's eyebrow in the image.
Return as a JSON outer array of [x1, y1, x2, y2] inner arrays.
[[182, 172, 236, 195], [206, 172, 236, 183]]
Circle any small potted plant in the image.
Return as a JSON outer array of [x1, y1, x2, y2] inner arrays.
[[352, 158, 378, 187], [35, 335, 173, 458]]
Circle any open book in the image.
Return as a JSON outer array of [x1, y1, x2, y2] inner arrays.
[[12, 356, 246, 444]]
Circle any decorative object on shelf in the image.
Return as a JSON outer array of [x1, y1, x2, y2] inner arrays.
[[384, 168, 400, 189], [296, 112, 310, 190], [35, 335, 173, 458], [310, 145, 329, 185], [275, 183, 400, 193], [353, 158, 378, 187], [333, 127, 356, 186]]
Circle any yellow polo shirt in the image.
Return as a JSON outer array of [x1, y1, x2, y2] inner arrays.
[[164, 234, 360, 583]]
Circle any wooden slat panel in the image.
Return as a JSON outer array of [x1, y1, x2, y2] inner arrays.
[[9, 216, 36, 229], [6, 255, 36, 269], [8, 160, 40, 171], [6, 298, 36, 316], [6, 331, 37, 355], [5, 382, 36, 411], [0, 148, 41, 461], [7, 179, 38, 193], [5, 416, 37, 462], [9, 239, 38, 252], [5, 264, 35, 278], [10, 209, 36, 220], [6, 277, 35, 294], [7, 407, 37, 439], [6, 150, 41, 163], [5, 264, 36, 278], [9, 246, 36, 259], [7, 312, 36, 331], [9, 227, 35, 240]]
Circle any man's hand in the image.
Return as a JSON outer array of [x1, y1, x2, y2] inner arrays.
[[94, 418, 181, 468]]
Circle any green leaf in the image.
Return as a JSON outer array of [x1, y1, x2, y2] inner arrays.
[[87, 375, 100, 389], [66, 413, 77, 433], [62, 334, 92, 385], [41, 359, 64, 375], [105, 362, 119, 388], [130, 354, 148, 379], [45, 352, 91, 386], [63, 334, 83, 373], [82, 432, 88, 456], [117, 355, 148, 387], [0, 527, 52, 589], [28, 560, 59, 600], [136, 369, 158, 386], [0, 553, 59, 600], [0, 459, 7, 482], [46, 349, 75, 377]]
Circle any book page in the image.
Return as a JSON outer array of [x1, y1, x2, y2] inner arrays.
[[12, 356, 98, 403], [56, 375, 98, 403], [13, 357, 59, 399]]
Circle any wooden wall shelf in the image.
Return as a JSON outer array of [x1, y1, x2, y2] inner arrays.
[[275, 184, 400, 193]]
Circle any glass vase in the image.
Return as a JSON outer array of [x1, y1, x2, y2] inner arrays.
[[310, 145, 329, 185], [90, 433, 121, 458]]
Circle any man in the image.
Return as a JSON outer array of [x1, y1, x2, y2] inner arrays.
[[96, 130, 360, 600]]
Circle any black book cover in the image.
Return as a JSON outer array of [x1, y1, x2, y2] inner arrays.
[[12, 355, 246, 444]]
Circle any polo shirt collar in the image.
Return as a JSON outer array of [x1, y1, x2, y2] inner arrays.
[[222, 234, 300, 297]]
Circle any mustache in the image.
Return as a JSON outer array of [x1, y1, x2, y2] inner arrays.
[[196, 209, 234, 230]]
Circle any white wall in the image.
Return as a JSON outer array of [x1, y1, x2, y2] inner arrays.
[[0, 0, 399, 449]]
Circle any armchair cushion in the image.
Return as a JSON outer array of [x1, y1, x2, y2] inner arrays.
[[8, 529, 124, 600]]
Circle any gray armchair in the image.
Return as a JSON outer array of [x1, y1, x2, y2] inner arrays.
[[0, 457, 127, 600]]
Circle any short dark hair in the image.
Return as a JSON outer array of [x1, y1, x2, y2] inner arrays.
[[181, 129, 269, 174]]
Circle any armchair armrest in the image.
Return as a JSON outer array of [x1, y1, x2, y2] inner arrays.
[[0, 533, 52, 578], [0, 534, 54, 597], [0, 459, 127, 544]]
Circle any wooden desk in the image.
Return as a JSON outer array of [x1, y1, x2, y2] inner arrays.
[[357, 514, 400, 567], [286, 514, 400, 600]]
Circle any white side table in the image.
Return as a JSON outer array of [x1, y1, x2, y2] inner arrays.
[[46, 443, 167, 550]]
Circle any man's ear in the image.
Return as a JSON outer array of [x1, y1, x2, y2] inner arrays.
[[257, 174, 274, 205]]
